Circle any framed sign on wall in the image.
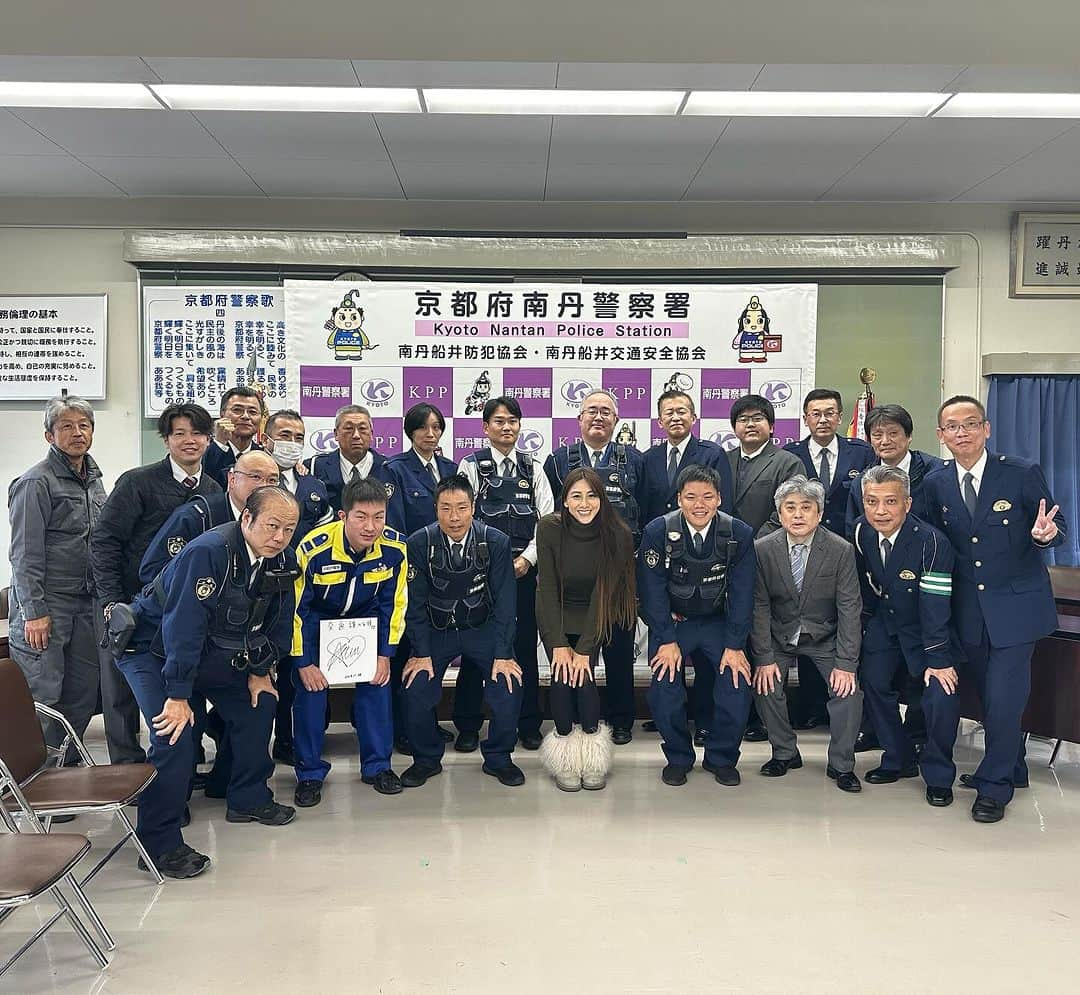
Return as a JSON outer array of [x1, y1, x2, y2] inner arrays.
[[1012, 212, 1080, 297]]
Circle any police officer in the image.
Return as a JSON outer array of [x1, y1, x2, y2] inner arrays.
[[637, 466, 756, 786], [292, 477, 408, 806], [204, 386, 266, 488], [264, 409, 333, 546], [923, 395, 1067, 823], [114, 487, 300, 879], [305, 404, 387, 514], [456, 396, 554, 753], [400, 475, 524, 788], [544, 388, 643, 745], [852, 464, 961, 807]]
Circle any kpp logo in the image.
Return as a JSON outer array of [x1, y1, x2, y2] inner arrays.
[[560, 379, 593, 404], [516, 429, 545, 453], [760, 381, 792, 405], [359, 378, 394, 405], [709, 430, 739, 451], [310, 430, 339, 453]]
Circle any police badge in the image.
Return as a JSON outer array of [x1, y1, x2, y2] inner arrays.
[[166, 536, 185, 556], [644, 549, 660, 568], [195, 577, 216, 600], [384, 482, 395, 498], [848, 469, 859, 479], [899, 569, 916, 581], [407, 564, 417, 581], [993, 500, 1012, 512]]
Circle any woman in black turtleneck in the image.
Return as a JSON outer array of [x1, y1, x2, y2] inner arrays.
[[535, 467, 637, 791]]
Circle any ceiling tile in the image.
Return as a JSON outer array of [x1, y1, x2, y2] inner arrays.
[[195, 111, 391, 161], [548, 117, 724, 165], [951, 66, 1080, 92], [235, 157, 404, 198], [396, 160, 547, 200], [752, 64, 963, 91], [823, 118, 1075, 201], [0, 110, 67, 155], [80, 156, 263, 196], [378, 114, 550, 164], [544, 162, 699, 201], [556, 63, 761, 89], [0, 155, 123, 196], [10, 109, 227, 157], [142, 57, 359, 85], [0, 55, 154, 82], [353, 60, 556, 87], [954, 124, 1080, 201]]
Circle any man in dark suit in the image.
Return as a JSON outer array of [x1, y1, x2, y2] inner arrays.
[[923, 395, 1067, 823], [726, 393, 804, 535], [750, 476, 864, 793], [203, 386, 265, 488], [304, 404, 387, 514]]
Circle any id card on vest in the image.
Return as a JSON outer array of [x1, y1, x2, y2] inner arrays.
[[319, 617, 378, 685]]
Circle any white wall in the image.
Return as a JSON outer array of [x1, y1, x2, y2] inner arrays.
[[2, 201, 1078, 586]]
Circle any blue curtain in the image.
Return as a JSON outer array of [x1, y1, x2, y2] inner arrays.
[[986, 375, 1079, 567]]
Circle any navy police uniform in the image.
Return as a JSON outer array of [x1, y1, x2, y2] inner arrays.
[[544, 440, 644, 732], [402, 522, 520, 770], [291, 521, 408, 783], [923, 452, 1067, 805], [637, 511, 757, 772], [785, 435, 875, 536], [845, 450, 946, 541], [281, 469, 332, 550], [852, 514, 960, 787], [203, 440, 265, 489], [139, 493, 235, 585], [304, 450, 388, 514], [116, 523, 296, 862]]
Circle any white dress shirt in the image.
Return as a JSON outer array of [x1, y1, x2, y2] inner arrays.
[[955, 448, 988, 495], [339, 450, 374, 482], [808, 436, 839, 467], [169, 459, 202, 486]]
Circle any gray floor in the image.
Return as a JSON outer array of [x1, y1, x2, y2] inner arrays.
[[4, 718, 1080, 995]]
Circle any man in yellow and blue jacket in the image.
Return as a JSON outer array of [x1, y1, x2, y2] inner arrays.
[[291, 476, 408, 806]]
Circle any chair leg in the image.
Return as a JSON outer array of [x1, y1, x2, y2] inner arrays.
[[50, 886, 109, 969], [1049, 738, 1063, 768], [116, 808, 164, 886], [64, 873, 115, 951]]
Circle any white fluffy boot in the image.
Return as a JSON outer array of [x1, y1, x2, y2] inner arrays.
[[539, 729, 582, 792], [580, 723, 614, 790]]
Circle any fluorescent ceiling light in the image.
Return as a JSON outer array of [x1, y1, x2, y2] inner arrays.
[[423, 88, 684, 115], [150, 85, 422, 113], [0, 81, 161, 109], [683, 91, 948, 117], [934, 93, 1080, 117]]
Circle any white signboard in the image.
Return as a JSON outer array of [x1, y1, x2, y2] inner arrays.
[[319, 616, 378, 686], [0, 294, 106, 400], [142, 286, 287, 415]]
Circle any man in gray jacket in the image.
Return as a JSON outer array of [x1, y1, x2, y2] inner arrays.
[[8, 396, 106, 755], [750, 476, 864, 792]]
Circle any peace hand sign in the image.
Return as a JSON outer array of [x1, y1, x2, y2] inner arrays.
[[1031, 499, 1060, 544]]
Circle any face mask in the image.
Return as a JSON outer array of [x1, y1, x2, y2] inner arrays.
[[270, 440, 304, 468]]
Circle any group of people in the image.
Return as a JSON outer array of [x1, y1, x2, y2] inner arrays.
[[7, 378, 1067, 881]]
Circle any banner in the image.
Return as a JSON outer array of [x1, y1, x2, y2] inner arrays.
[[142, 286, 287, 415], [284, 281, 817, 462]]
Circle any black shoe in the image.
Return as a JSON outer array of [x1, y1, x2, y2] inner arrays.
[[271, 740, 296, 766], [194, 746, 207, 766], [483, 762, 525, 786], [518, 732, 543, 751], [181, 805, 191, 828], [853, 732, 881, 753], [759, 754, 803, 777], [971, 795, 1005, 824], [693, 728, 709, 747], [742, 724, 769, 743], [455, 731, 480, 753], [865, 763, 919, 784], [225, 801, 296, 826], [611, 727, 633, 746], [191, 771, 209, 791], [394, 737, 414, 757], [363, 770, 403, 795], [959, 772, 1028, 791], [926, 786, 954, 807], [294, 780, 323, 808], [439, 726, 455, 743], [203, 782, 227, 800], [140, 844, 210, 879], [826, 766, 862, 793], [642, 720, 658, 732], [401, 762, 442, 788], [702, 760, 740, 786], [661, 764, 689, 786]]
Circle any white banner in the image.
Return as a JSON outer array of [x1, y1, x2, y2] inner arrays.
[[142, 286, 287, 415], [0, 294, 106, 400], [284, 280, 817, 462]]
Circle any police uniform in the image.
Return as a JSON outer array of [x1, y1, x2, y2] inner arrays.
[[402, 522, 520, 771], [139, 493, 236, 586], [305, 450, 388, 515], [116, 523, 297, 862], [923, 452, 1067, 805], [454, 448, 554, 744], [203, 439, 264, 489], [278, 466, 332, 549], [291, 521, 408, 785], [852, 514, 960, 787], [544, 440, 644, 734], [845, 450, 945, 541], [637, 511, 757, 773]]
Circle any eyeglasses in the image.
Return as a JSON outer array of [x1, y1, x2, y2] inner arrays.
[[735, 414, 767, 426], [581, 407, 616, 419], [939, 419, 985, 436], [225, 405, 262, 419], [233, 470, 280, 486], [807, 409, 839, 421]]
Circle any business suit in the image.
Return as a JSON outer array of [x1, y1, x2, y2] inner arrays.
[[785, 435, 875, 536], [203, 440, 264, 489], [845, 450, 946, 541], [750, 527, 863, 772], [727, 442, 804, 535], [923, 452, 1067, 805], [304, 450, 388, 514], [640, 436, 734, 526]]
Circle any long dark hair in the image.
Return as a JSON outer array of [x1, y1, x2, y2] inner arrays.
[[558, 467, 637, 642]]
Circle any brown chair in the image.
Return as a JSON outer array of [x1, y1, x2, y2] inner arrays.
[[0, 658, 164, 886]]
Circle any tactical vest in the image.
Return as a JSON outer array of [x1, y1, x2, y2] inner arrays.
[[424, 523, 492, 631], [568, 442, 640, 534], [473, 448, 538, 556], [662, 510, 737, 617]]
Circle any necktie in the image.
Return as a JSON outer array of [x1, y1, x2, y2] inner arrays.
[[183, 476, 197, 489], [693, 531, 705, 555], [450, 542, 464, 570], [881, 538, 892, 565], [818, 449, 831, 491], [350, 465, 361, 483], [428, 462, 439, 486], [962, 471, 977, 516], [791, 544, 806, 592], [592, 450, 602, 468], [503, 457, 515, 478], [667, 446, 679, 486]]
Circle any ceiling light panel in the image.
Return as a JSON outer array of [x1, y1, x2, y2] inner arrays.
[[423, 88, 685, 115], [0, 81, 161, 109], [151, 84, 422, 113], [683, 91, 948, 117], [934, 93, 1080, 117]]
